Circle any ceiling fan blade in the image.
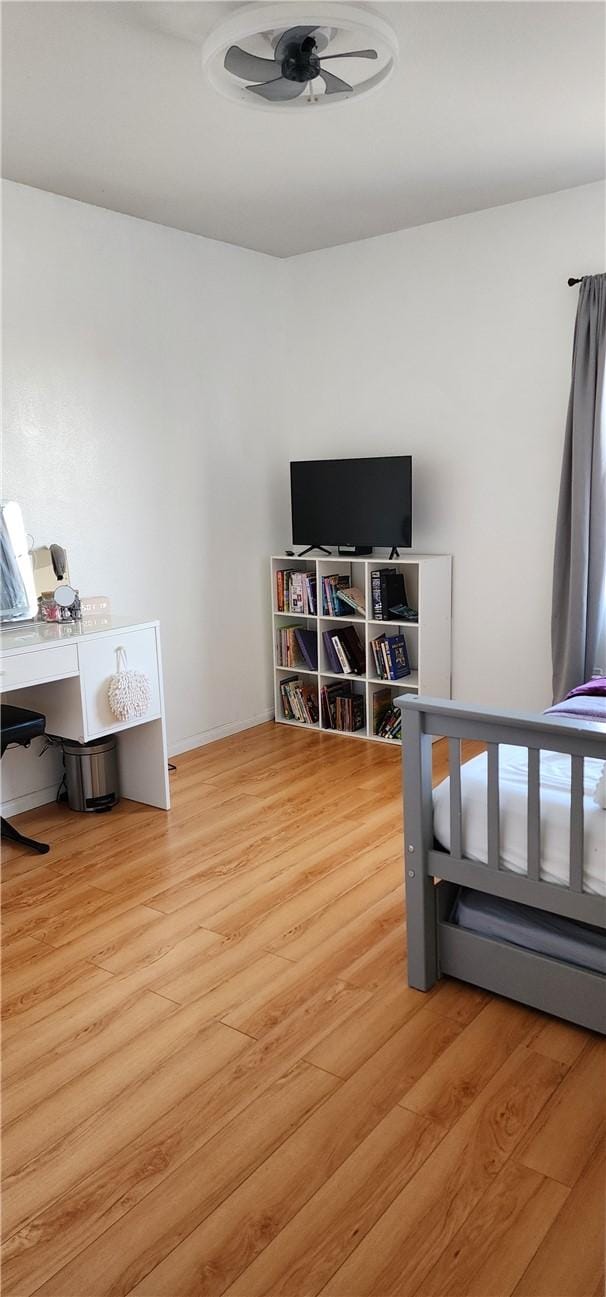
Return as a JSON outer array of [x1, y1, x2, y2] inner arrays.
[[320, 69, 353, 95], [274, 25, 318, 61], [224, 46, 282, 82], [321, 49, 378, 60], [247, 77, 306, 101]]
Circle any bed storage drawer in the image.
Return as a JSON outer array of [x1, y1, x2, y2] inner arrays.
[[437, 915, 606, 1034]]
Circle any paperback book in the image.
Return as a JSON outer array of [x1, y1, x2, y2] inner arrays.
[[372, 688, 402, 740], [321, 574, 353, 616], [276, 569, 317, 615], [369, 632, 411, 681], [279, 675, 319, 725], [276, 625, 318, 671]]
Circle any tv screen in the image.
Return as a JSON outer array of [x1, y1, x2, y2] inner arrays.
[[290, 456, 412, 548]]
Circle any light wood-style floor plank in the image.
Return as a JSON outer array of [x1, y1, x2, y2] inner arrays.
[[512, 1141, 606, 1297], [413, 1161, 569, 1297], [518, 1038, 606, 1186], [320, 1047, 567, 1296], [1, 721, 603, 1297], [127, 1012, 458, 1297], [22, 1062, 338, 1297]]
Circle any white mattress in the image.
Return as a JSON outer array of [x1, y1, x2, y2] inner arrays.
[[433, 746, 606, 897]]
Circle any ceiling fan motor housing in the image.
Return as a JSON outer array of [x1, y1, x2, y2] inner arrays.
[[282, 36, 321, 83]]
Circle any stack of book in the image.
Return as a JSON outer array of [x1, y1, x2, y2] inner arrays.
[[321, 574, 347, 615], [322, 575, 366, 617], [322, 624, 365, 675], [372, 687, 402, 740], [369, 632, 411, 681], [276, 569, 317, 614], [321, 681, 365, 732], [276, 624, 318, 670], [370, 568, 408, 620], [279, 675, 319, 724]]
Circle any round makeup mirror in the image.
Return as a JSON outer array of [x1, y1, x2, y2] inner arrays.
[[54, 583, 77, 608]]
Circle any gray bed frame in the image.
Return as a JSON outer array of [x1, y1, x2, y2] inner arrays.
[[399, 696, 606, 1034]]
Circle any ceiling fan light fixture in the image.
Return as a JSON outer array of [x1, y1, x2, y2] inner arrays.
[[202, 4, 398, 110]]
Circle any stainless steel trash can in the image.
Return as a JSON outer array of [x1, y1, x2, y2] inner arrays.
[[63, 736, 119, 812]]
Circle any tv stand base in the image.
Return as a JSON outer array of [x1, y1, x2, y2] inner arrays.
[[298, 545, 331, 557]]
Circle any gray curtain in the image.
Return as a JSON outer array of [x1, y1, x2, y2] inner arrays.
[[552, 274, 606, 701]]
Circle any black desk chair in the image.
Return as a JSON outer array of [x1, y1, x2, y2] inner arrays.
[[1, 704, 50, 854]]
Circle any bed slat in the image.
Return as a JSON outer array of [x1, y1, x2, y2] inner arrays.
[[569, 755, 585, 892], [448, 738, 463, 858], [487, 743, 500, 869], [527, 747, 541, 881]]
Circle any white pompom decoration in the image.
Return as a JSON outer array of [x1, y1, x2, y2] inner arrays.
[[108, 647, 152, 722]]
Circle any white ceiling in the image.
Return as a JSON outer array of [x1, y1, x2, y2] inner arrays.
[[2, 0, 605, 257]]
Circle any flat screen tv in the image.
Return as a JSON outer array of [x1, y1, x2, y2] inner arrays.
[[290, 456, 412, 549]]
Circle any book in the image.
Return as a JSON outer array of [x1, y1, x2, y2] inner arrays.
[[384, 633, 411, 680], [322, 573, 351, 616], [371, 570, 383, 619], [372, 687, 392, 732], [324, 624, 364, 675], [371, 689, 402, 739], [339, 624, 365, 674], [370, 568, 408, 620], [322, 630, 342, 674], [276, 624, 296, 668], [302, 572, 317, 614], [369, 631, 411, 681], [276, 569, 317, 615], [377, 703, 402, 740], [279, 675, 319, 725], [290, 571, 305, 615], [321, 681, 364, 732], [380, 569, 408, 620], [331, 635, 352, 674], [337, 586, 366, 616], [294, 627, 318, 671]]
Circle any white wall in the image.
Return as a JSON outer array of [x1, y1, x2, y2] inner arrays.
[[2, 181, 290, 774], [3, 180, 604, 803], [284, 182, 606, 709]]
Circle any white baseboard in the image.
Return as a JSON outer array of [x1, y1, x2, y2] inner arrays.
[[168, 708, 275, 758], [1, 783, 60, 818]]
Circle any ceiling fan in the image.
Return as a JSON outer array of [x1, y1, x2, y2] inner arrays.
[[224, 25, 378, 102], [202, 5, 398, 110]]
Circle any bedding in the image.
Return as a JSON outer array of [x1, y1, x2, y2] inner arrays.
[[546, 695, 606, 723], [433, 744, 606, 896], [450, 887, 606, 974]]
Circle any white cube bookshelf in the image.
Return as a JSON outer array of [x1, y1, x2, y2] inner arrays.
[[271, 553, 451, 744]]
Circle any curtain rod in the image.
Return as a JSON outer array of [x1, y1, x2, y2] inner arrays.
[[568, 277, 583, 286]]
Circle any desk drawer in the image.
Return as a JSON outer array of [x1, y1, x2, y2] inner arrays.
[[79, 627, 161, 736], [0, 644, 79, 691]]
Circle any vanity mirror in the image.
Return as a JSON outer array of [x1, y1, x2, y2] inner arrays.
[[1, 502, 73, 624], [1, 501, 37, 621]]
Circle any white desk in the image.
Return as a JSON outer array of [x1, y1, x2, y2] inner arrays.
[[1, 617, 170, 812]]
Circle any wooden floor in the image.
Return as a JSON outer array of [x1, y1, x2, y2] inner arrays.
[[1, 722, 604, 1297]]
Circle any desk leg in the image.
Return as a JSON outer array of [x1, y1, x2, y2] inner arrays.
[[117, 718, 170, 810]]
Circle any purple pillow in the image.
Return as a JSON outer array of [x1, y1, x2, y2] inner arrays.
[[565, 677, 606, 700]]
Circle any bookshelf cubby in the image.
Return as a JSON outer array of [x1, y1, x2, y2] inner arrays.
[[271, 554, 451, 744]]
